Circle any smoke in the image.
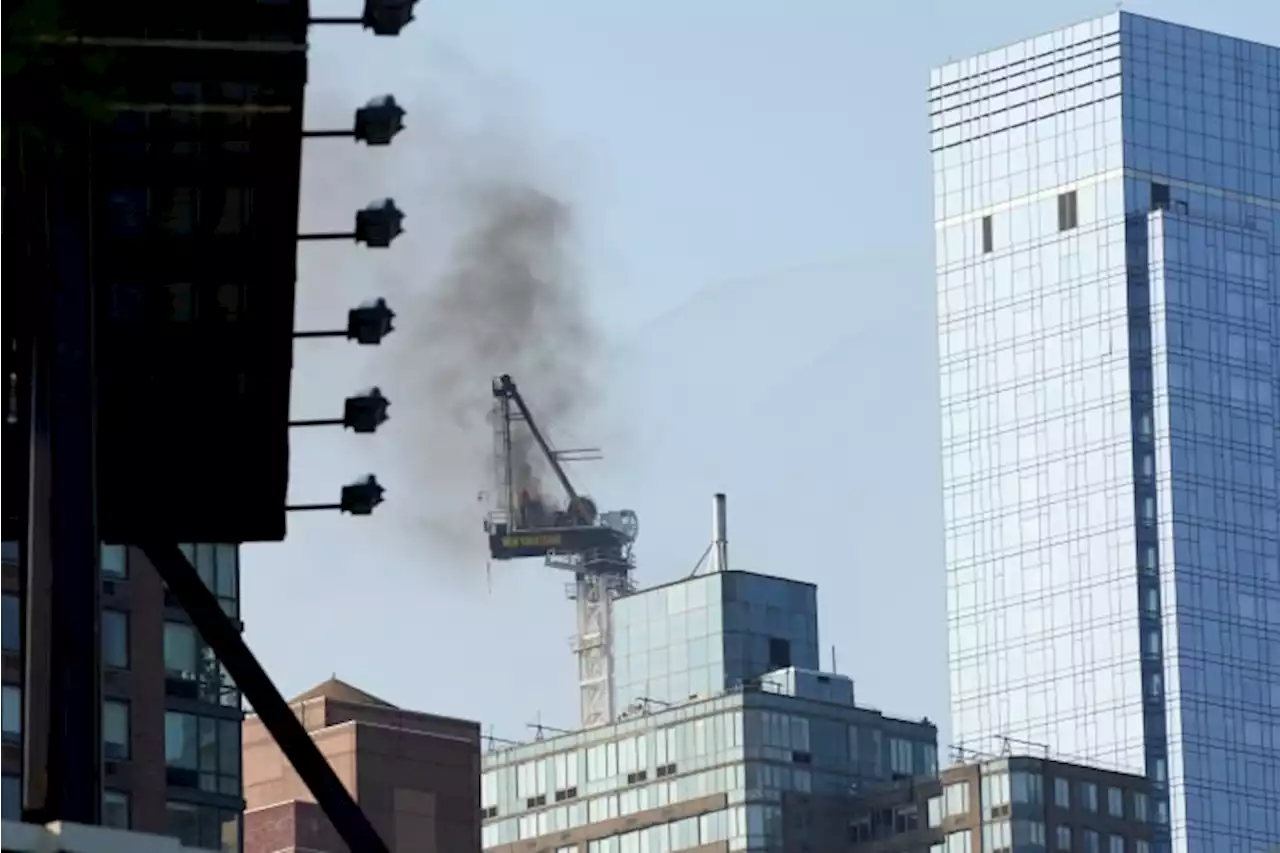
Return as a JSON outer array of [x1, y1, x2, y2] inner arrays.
[[371, 105, 599, 559]]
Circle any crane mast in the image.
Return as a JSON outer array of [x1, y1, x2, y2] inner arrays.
[[484, 374, 639, 729]]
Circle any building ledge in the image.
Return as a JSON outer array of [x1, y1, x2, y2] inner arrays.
[[1, 820, 217, 853]]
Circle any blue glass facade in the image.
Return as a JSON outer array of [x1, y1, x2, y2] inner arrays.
[[932, 13, 1279, 851], [612, 572, 819, 712]]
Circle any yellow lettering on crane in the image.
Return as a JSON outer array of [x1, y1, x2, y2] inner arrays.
[[501, 533, 563, 548]]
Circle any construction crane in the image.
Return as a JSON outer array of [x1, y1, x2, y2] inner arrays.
[[484, 374, 638, 729]]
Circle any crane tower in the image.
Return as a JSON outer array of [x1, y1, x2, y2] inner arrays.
[[484, 374, 638, 729]]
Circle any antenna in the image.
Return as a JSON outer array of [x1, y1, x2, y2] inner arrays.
[[482, 726, 522, 753], [526, 716, 572, 741]]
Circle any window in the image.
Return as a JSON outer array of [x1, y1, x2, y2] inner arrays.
[[164, 622, 199, 680], [1150, 182, 1170, 211], [1107, 786, 1124, 817], [1133, 791, 1149, 822], [166, 799, 240, 850], [1146, 672, 1163, 700], [768, 637, 791, 669], [167, 712, 240, 795], [553, 750, 580, 793], [946, 829, 971, 853], [166, 712, 199, 770], [101, 544, 127, 578], [981, 215, 993, 253], [1057, 190, 1078, 231], [1014, 821, 1046, 846], [1083, 829, 1100, 853], [1081, 781, 1098, 812], [481, 771, 498, 811], [1135, 842, 1150, 853], [2, 594, 18, 651], [984, 771, 1010, 811], [618, 737, 642, 775], [1054, 776, 1070, 807], [944, 781, 969, 816], [104, 701, 130, 759], [1143, 630, 1161, 659], [1, 774, 17, 821], [889, 738, 914, 775], [1011, 771, 1042, 804], [927, 795, 943, 827], [103, 790, 130, 829], [1109, 835, 1125, 853], [1055, 825, 1072, 850], [154, 187, 198, 236], [103, 609, 130, 669], [2, 685, 20, 740], [164, 621, 239, 707], [982, 820, 1010, 850], [180, 544, 239, 616], [1141, 496, 1156, 525], [211, 188, 254, 235]]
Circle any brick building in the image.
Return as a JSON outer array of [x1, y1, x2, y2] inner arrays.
[[243, 678, 480, 853]]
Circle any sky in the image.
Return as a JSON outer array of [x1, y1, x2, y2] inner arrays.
[[243, 0, 1280, 757]]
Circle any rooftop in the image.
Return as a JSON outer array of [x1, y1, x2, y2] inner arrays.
[[289, 676, 397, 709]]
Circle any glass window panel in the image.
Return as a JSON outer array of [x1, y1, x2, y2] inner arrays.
[[2, 775, 19, 821], [164, 622, 198, 677], [166, 801, 200, 847], [100, 544, 127, 578], [1, 595, 18, 651], [2, 686, 21, 739], [103, 700, 130, 759], [217, 717, 240, 778], [214, 544, 237, 598], [165, 712, 198, 769], [103, 788, 130, 824], [102, 610, 129, 669]]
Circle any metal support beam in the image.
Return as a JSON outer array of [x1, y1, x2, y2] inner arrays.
[[29, 123, 102, 826], [140, 544, 390, 853]]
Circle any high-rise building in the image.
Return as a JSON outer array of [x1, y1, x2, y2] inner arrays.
[[2, 542, 245, 849], [931, 12, 1279, 850], [480, 569, 939, 853], [242, 677, 481, 853]]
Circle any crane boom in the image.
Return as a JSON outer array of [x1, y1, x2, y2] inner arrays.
[[493, 374, 585, 523]]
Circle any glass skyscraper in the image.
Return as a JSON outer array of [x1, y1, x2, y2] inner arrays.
[[931, 13, 1278, 852]]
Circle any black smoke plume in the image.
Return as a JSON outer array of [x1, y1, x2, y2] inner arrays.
[[374, 127, 598, 558]]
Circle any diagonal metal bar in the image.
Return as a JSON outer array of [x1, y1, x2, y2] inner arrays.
[[140, 544, 390, 853]]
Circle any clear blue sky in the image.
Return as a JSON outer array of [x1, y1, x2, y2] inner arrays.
[[245, 0, 1280, 755]]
